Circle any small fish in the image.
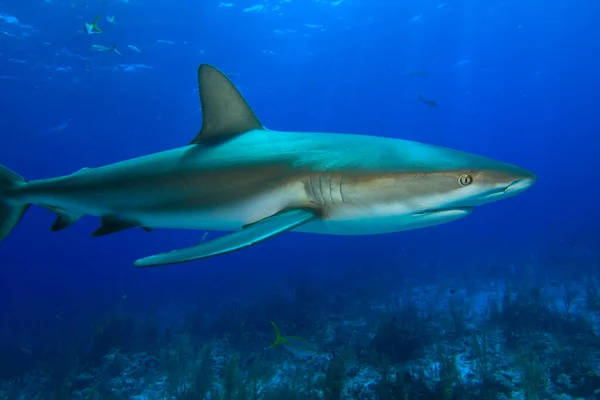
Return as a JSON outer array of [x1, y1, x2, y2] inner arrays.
[[453, 59, 471, 67], [71, 1, 88, 9], [0, 14, 20, 24], [201, 231, 208, 242], [84, 14, 103, 35], [127, 45, 142, 53], [48, 119, 72, 134], [91, 44, 122, 55], [18, 347, 32, 355], [106, 15, 116, 25], [156, 40, 174, 45], [122, 294, 127, 299], [448, 288, 457, 295], [418, 93, 437, 108], [55, 314, 62, 321], [268, 321, 318, 358], [408, 70, 427, 77]]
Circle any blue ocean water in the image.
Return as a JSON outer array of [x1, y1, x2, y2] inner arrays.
[[1, 0, 599, 398]]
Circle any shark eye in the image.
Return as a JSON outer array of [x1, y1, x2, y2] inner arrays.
[[459, 174, 473, 186]]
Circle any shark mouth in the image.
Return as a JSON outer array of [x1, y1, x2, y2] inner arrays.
[[413, 206, 474, 217]]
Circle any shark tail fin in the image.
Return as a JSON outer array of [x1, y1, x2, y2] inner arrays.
[[0, 165, 29, 242], [268, 321, 284, 349]]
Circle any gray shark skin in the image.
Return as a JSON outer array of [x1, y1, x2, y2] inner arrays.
[[0, 64, 536, 267]]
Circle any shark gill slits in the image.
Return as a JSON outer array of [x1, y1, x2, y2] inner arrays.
[[307, 175, 324, 204], [306, 174, 344, 205], [458, 174, 473, 186]]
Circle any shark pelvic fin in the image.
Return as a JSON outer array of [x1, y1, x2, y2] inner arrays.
[[44, 206, 82, 231], [189, 64, 263, 145], [92, 216, 151, 237], [134, 209, 316, 268]]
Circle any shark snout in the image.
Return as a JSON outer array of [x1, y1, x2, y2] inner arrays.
[[503, 170, 536, 195]]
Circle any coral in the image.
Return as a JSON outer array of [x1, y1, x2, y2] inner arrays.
[[222, 354, 241, 400], [471, 331, 493, 386], [373, 357, 406, 400], [448, 296, 467, 339], [369, 295, 433, 365], [89, 313, 135, 365], [5, 265, 600, 400], [516, 345, 548, 400], [323, 355, 346, 400], [162, 333, 197, 398], [435, 351, 458, 400], [585, 279, 600, 312]]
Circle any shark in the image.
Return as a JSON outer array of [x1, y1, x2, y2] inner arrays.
[[0, 64, 536, 268]]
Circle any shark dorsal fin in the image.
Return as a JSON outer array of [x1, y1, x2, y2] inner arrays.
[[190, 64, 263, 144]]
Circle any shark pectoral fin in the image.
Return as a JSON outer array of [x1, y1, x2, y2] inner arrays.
[[189, 64, 264, 145], [134, 209, 316, 268], [92, 216, 145, 237]]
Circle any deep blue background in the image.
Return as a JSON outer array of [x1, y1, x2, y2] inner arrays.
[[0, 0, 598, 349]]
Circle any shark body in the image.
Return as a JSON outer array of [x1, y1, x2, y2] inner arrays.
[[0, 64, 536, 267]]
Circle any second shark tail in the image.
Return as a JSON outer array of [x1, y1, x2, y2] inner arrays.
[[0, 165, 29, 242]]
